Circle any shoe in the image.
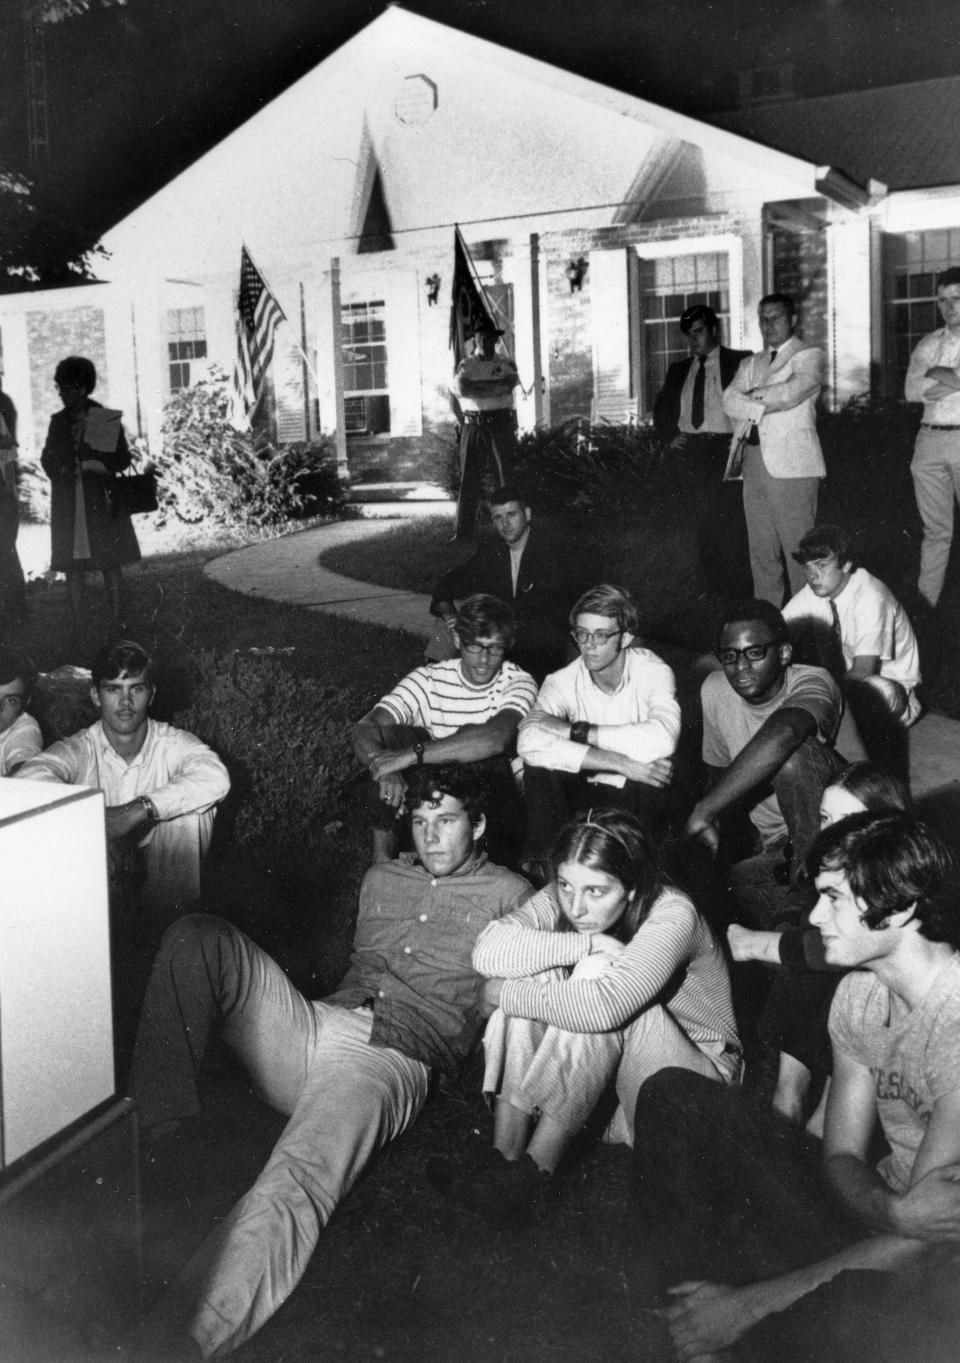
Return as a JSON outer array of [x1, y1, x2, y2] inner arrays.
[[427, 1147, 551, 1226]]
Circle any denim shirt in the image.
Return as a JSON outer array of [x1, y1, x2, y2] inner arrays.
[[327, 853, 529, 1077]]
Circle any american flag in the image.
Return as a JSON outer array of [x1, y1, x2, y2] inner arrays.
[[232, 246, 285, 421]]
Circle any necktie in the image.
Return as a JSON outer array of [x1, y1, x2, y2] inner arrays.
[[691, 355, 706, 430], [819, 599, 846, 678]]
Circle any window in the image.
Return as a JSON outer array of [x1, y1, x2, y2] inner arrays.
[[341, 299, 390, 434], [884, 228, 960, 398], [167, 308, 207, 393], [639, 253, 730, 408]]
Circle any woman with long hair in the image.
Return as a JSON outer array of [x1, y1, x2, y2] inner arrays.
[[431, 807, 739, 1221]]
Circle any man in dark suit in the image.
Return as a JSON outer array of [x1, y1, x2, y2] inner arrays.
[[430, 486, 599, 682], [653, 304, 752, 597]]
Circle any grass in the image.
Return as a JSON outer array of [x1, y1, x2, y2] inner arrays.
[[10, 519, 678, 1363]]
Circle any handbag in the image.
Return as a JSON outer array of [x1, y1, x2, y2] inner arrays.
[[108, 467, 158, 517]]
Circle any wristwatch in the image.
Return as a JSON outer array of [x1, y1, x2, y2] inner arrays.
[[137, 795, 157, 821], [413, 742, 425, 765], [569, 721, 590, 745]]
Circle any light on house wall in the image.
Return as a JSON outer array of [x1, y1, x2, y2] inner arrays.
[[565, 257, 588, 293]]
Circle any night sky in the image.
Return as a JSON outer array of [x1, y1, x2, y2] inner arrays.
[[1, 0, 959, 240]]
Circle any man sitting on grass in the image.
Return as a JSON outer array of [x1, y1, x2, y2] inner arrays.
[[684, 598, 844, 928], [517, 583, 679, 880], [0, 645, 41, 774], [16, 639, 229, 928], [351, 593, 537, 867], [784, 523, 922, 727], [128, 766, 529, 1361], [635, 812, 960, 1363]]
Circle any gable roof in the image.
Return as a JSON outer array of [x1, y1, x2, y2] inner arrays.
[[714, 76, 960, 193], [100, 5, 825, 281]]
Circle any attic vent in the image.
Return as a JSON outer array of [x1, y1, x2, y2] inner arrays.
[[737, 63, 795, 107], [395, 74, 437, 126]]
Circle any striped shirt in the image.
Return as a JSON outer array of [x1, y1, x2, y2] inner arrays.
[[377, 659, 538, 738], [473, 884, 739, 1053]]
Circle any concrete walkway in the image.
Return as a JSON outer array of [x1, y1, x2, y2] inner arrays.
[[204, 507, 452, 641], [205, 512, 960, 813]]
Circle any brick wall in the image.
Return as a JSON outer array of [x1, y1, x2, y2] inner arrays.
[[541, 216, 746, 424], [770, 219, 829, 351], [26, 305, 108, 455]]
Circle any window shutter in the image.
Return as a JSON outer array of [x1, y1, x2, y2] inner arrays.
[[590, 248, 635, 423], [274, 338, 307, 444], [382, 271, 423, 437]]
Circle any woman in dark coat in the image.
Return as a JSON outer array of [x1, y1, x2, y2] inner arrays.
[[42, 355, 140, 637]]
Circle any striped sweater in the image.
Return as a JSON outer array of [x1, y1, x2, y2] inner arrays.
[[473, 884, 739, 1052]]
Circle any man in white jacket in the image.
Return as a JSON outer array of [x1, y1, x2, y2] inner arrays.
[[723, 293, 826, 606]]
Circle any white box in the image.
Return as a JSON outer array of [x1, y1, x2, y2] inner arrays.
[[0, 778, 114, 1168]]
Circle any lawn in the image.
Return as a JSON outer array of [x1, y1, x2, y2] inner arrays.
[[10, 522, 676, 1363]]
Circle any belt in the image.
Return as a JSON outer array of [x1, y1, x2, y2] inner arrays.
[[462, 410, 514, 425], [682, 431, 729, 440], [921, 423, 960, 431]]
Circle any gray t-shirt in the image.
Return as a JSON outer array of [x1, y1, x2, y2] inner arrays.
[[829, 954, 960, 1192], [701, 663, 840, 846]]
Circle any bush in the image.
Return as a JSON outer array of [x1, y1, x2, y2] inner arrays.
[[155, 370, 344, 531], [514, 419, 665, 518], [172, 648, 358, 862]]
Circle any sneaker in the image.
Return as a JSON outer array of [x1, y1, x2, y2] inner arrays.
[[427, 1148, 551, 1226]]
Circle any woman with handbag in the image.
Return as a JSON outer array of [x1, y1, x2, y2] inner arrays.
[[42, 355, 140, 641]]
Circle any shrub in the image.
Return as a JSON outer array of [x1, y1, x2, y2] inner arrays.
[[513, 419, 665, 518], [172, 648, 358, 862], [155, 370, 343, 530]]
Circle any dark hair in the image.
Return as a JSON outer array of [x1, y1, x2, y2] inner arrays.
[[792, 524, 854, 567], [54, 356, 97, 395], [570, 583, 639, 635], [829, 762, 911, 816], [550, 808, 675, 941], [716, 598, 789, 650], [91, 639, 154, 688], [454, 594, 515, 649], [937, 267, 960, 290], [807, 812, 960, 945], [758, 292, 797, 317], [0, 646, 37, 702], [679, 304, 720, 336], [487, 484, 528, 510], [403, 764, 486, 828]]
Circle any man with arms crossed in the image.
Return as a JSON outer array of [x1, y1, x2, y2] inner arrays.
[[128, 766, 529, 1360], [518, 584, 679, 878], [636, 813, 960, 1362], [723, 293, 826, 605], [906, 264, 960, 609]]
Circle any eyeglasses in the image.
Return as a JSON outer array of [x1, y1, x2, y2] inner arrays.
[[571, 628, 622, 648], [461, 641, 506, 658], [716, 640, 780, 666]]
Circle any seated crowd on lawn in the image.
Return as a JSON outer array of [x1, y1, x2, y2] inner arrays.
[[9, 469, 958, 1363]]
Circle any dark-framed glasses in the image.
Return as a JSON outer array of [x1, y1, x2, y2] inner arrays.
[[571, 627, 622, 648], [716, 640, 780, 666], [461, 640, 506, 658]]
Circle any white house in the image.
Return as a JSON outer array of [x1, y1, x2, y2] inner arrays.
[[0, 6, 947, 484]]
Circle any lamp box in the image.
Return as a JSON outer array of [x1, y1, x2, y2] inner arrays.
[[0, 778, 114, 1170]]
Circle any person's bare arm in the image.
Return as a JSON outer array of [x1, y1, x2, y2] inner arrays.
[[683, 707, 816, 841], [369, 708, 522, 779]]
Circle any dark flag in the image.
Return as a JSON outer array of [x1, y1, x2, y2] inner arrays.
[[232, 246, 286, 423], [449, 227, 499, 368]]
